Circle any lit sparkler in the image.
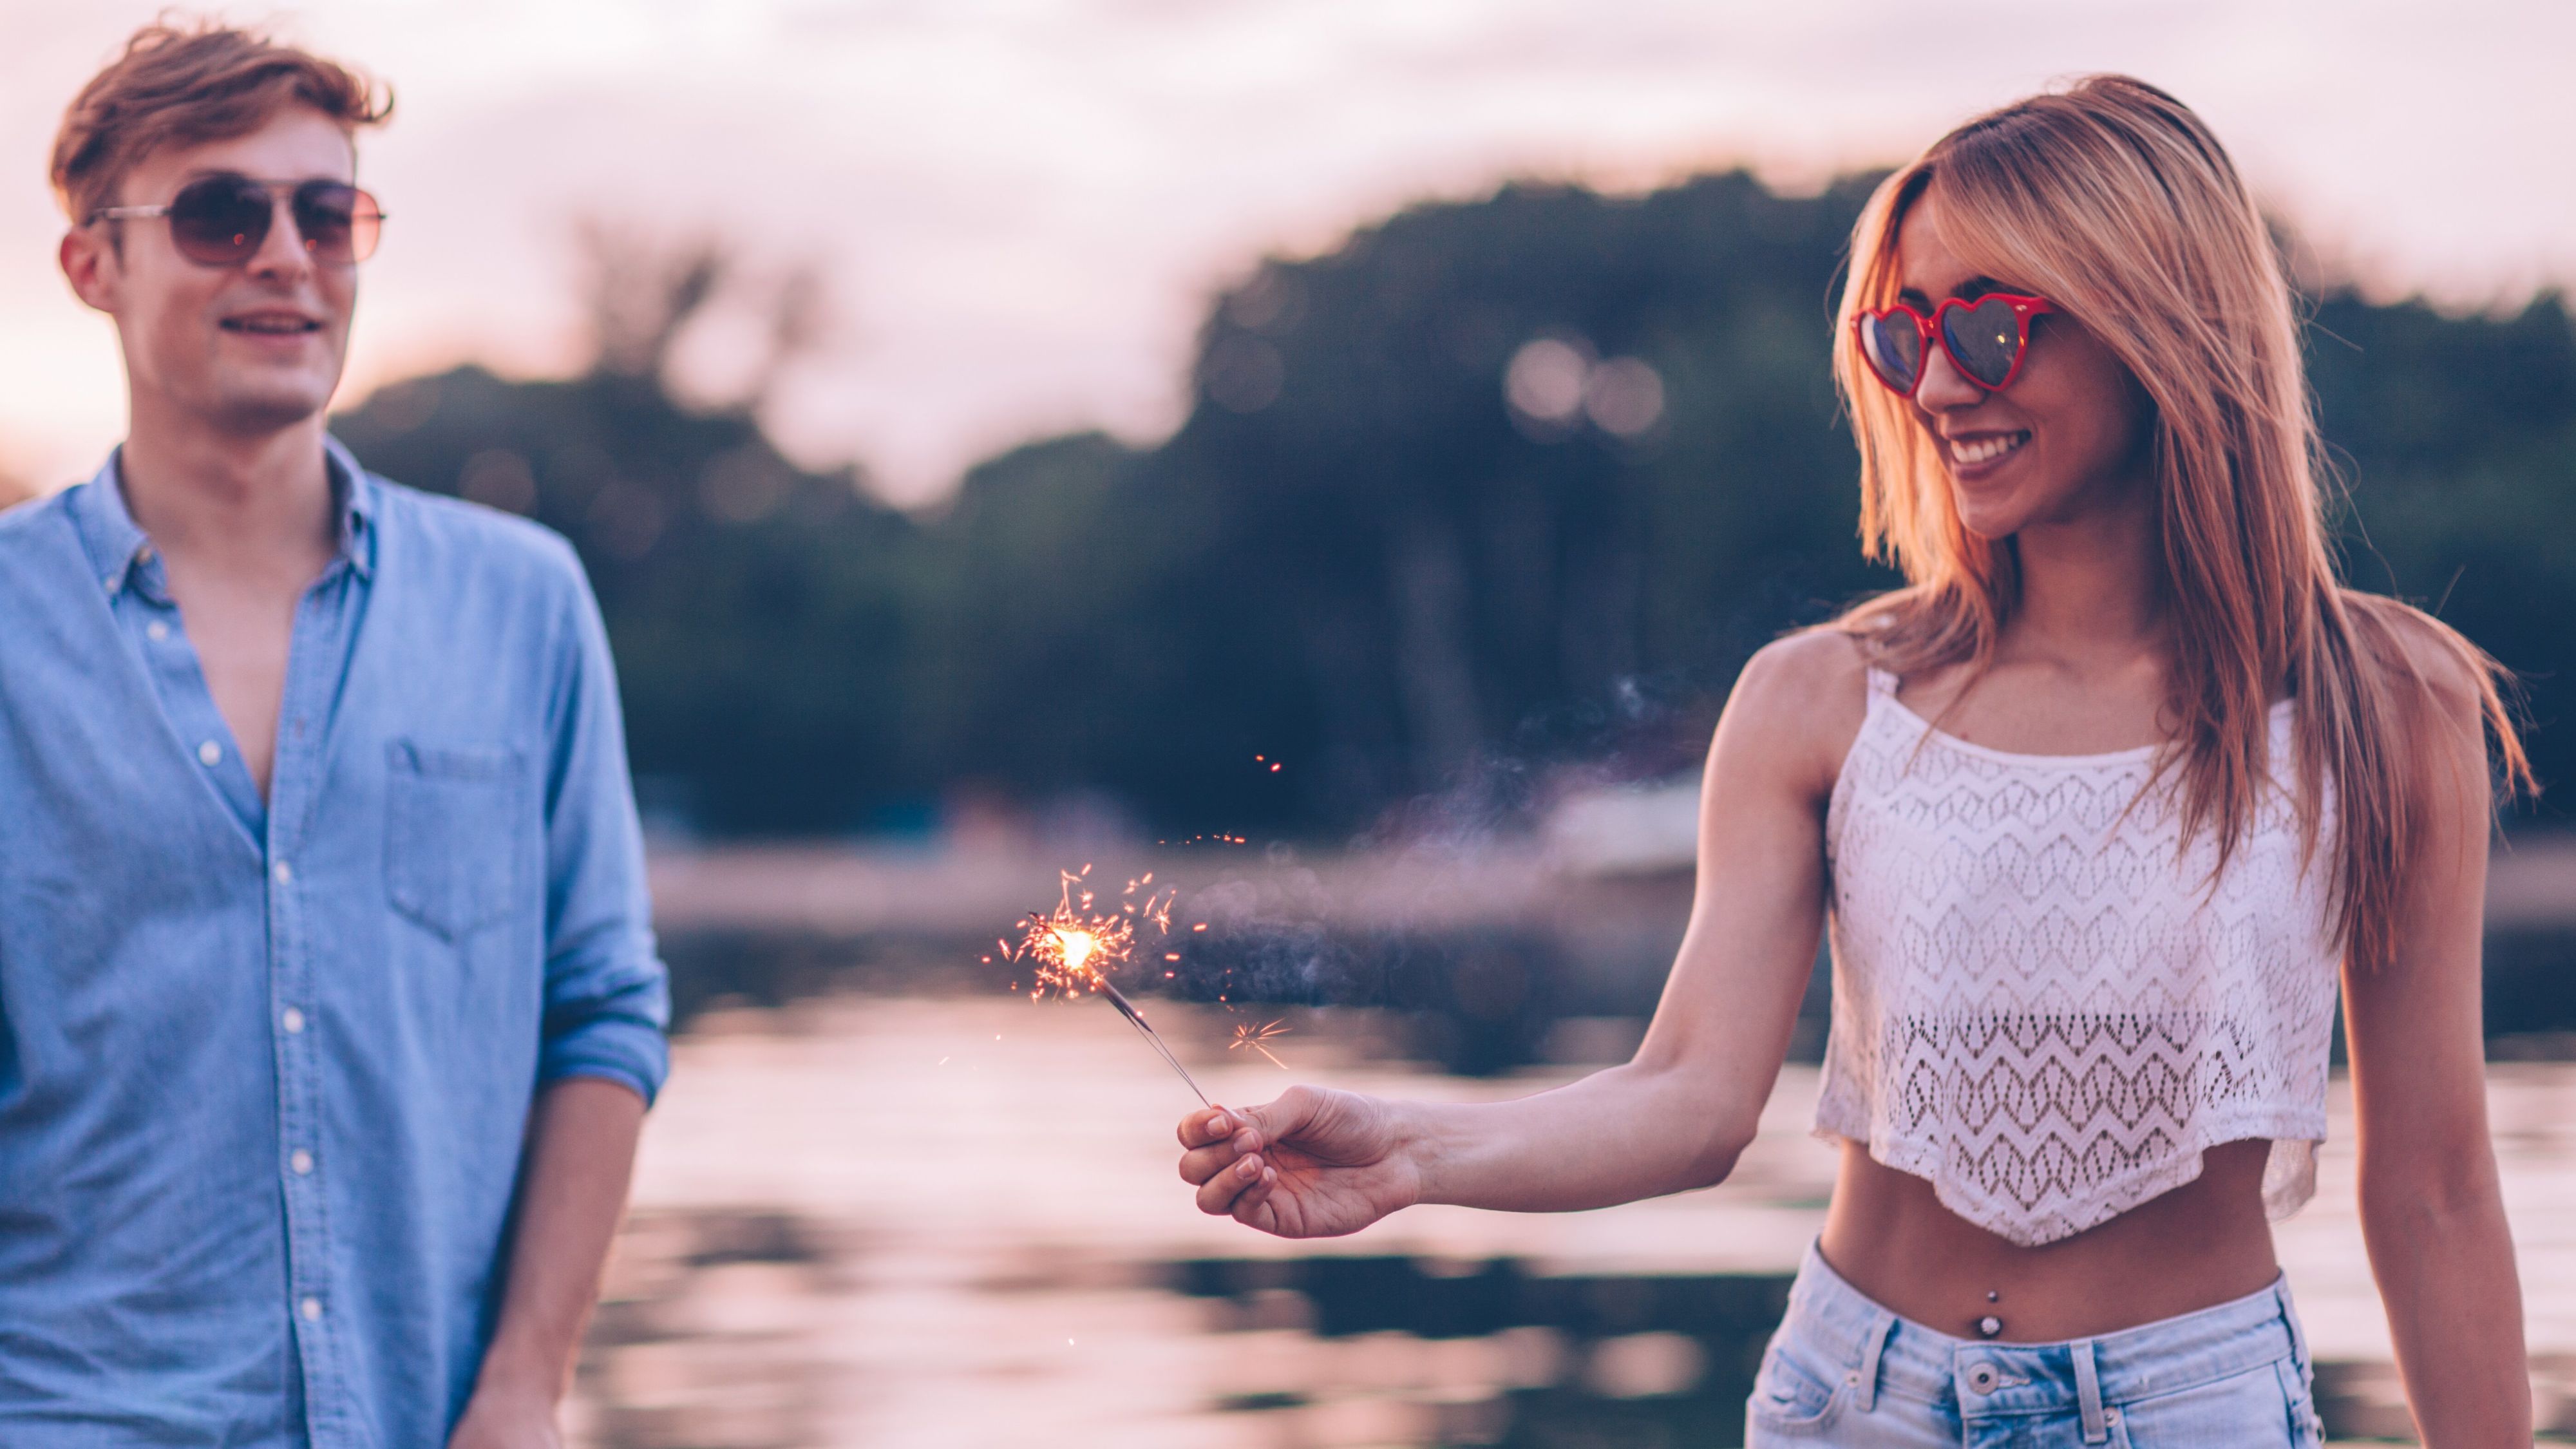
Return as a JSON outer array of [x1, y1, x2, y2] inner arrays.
[[1003, 867, 1210, 1106], [1228, 1019, 1291, 1068]]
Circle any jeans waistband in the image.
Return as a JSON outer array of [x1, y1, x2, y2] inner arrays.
[[1783, 1240, 2308, 1417]]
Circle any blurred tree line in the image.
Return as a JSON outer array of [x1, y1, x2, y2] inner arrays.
[[330, 171, 2576, 838]]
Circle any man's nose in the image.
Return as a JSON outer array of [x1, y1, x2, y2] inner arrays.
[[243, 194, 315, 280]]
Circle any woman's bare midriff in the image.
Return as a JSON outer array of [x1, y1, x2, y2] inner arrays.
[[1815, 1137, 2284, 1342]]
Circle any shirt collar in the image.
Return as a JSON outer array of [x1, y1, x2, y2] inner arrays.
[[324, 436, 379, 580], [66, 452, 151, 598], [71, 437, 377, 596]]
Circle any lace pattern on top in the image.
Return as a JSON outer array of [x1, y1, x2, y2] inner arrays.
[[1817, 666, 2340, 1246]]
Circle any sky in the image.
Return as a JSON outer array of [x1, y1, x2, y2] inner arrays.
[[4, 0, 2571, 506]]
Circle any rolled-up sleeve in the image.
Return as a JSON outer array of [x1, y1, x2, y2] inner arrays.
[[535, 554, 670, 1104]]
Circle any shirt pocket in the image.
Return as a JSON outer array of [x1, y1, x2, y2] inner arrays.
[[385, 739, 529, 942]]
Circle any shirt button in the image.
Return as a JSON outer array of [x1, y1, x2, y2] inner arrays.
[[147, 620, 170, 642], [197, 740, 222, 767], [281, 1007, 306, 1034], [299, 1296, 323, 1321], [273, 861, 293, 884], [290, 1150, 314, 1175], [136, 545, 155, 564]]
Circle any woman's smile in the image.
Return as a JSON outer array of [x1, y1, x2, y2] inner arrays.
[[1944, 426, 2031, 481]]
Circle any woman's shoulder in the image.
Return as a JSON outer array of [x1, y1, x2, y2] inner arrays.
[[1740, 624, 1877, 704], [2335, 590, 2492, 721], [1725, 625, 1878, 799], [2329, 590, 2531, 812]]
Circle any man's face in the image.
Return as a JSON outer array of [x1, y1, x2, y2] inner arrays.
[[61, 106, 361, 437]]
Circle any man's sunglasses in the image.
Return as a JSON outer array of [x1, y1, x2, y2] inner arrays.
[[88, 174, 386, 268], [1854, 293, 2055, 397]]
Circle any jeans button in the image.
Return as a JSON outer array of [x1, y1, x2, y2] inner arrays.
[[1965, 1361, 2000, 1394]]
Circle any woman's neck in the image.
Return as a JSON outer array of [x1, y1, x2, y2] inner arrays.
[[2000, 487, 2168, 670]]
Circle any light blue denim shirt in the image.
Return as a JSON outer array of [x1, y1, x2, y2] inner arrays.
[[0, 440, 670, 1446]]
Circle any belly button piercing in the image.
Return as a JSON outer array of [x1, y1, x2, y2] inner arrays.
[[1978, 1290, 2002, 1338]]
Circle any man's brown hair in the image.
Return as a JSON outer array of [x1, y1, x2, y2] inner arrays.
[[50, 19, 392, 224]]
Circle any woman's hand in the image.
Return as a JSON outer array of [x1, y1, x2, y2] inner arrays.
[[1177, 1086, 1421, 1238]]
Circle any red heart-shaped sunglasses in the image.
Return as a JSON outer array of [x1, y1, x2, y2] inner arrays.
[[1853, 293, 2055, 397]]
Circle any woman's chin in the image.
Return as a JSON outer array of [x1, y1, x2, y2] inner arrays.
[[1947, 490, 2030, 542]]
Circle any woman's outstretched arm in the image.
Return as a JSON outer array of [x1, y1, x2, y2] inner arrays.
[[2345, 627, 2532, 1447], [1179, 631, 1864, 1236]]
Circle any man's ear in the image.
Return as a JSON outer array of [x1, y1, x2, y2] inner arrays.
[[60, 225, 120, 315]]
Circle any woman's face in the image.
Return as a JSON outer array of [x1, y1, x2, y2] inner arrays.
[[1889, 191, 2154, 540]]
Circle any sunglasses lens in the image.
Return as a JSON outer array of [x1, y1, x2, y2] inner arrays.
[[165, 177, 272, 265], [1859, 310, 1924, 394], [1941, 296, 2026, 388], [294, 183, 381, 263]]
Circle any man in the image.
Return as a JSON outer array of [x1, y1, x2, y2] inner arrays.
[[0, 23, 669, 1447]]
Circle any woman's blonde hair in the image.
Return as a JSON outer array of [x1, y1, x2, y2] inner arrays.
[[1830, 74, 2529, 971]]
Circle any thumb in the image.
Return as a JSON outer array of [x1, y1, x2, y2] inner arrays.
[[1231, 1083, 1327, 1149]]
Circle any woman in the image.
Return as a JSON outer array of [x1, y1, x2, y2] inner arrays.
[[1175, 76, 2532, 1445]]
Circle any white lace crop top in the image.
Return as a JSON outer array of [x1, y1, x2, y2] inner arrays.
[[1817, 665, 2342, 1246]]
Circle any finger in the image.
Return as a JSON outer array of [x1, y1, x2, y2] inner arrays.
[[1194, 1153, 1258, 1215], [1229, 1164, 1282, 1229], [1180, 1121, 1265, 1184], [1177, 1138, 1242, 1186], [1194, 1151, 1264, 1216], [1177, 1106, 1235, 1149]]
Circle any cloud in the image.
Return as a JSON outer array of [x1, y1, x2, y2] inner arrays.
[[2, 0, 2568, 503]]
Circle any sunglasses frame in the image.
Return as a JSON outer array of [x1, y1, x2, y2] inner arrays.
[[86, 173, 386, 269], [1854, 292, 2056, 398]]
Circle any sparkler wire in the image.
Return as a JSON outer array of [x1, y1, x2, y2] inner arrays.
[[1095, 978, 1211, 1106]]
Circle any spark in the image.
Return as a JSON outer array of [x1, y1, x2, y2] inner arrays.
[[1228, 1019, 1292, 1069], [999, 865, 1207, 1105]]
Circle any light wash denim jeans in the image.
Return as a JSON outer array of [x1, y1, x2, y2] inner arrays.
[[1747, 1242, 2325, 1447]]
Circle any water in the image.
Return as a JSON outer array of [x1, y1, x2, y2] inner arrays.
[[565, 994, 2576, 1446]]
